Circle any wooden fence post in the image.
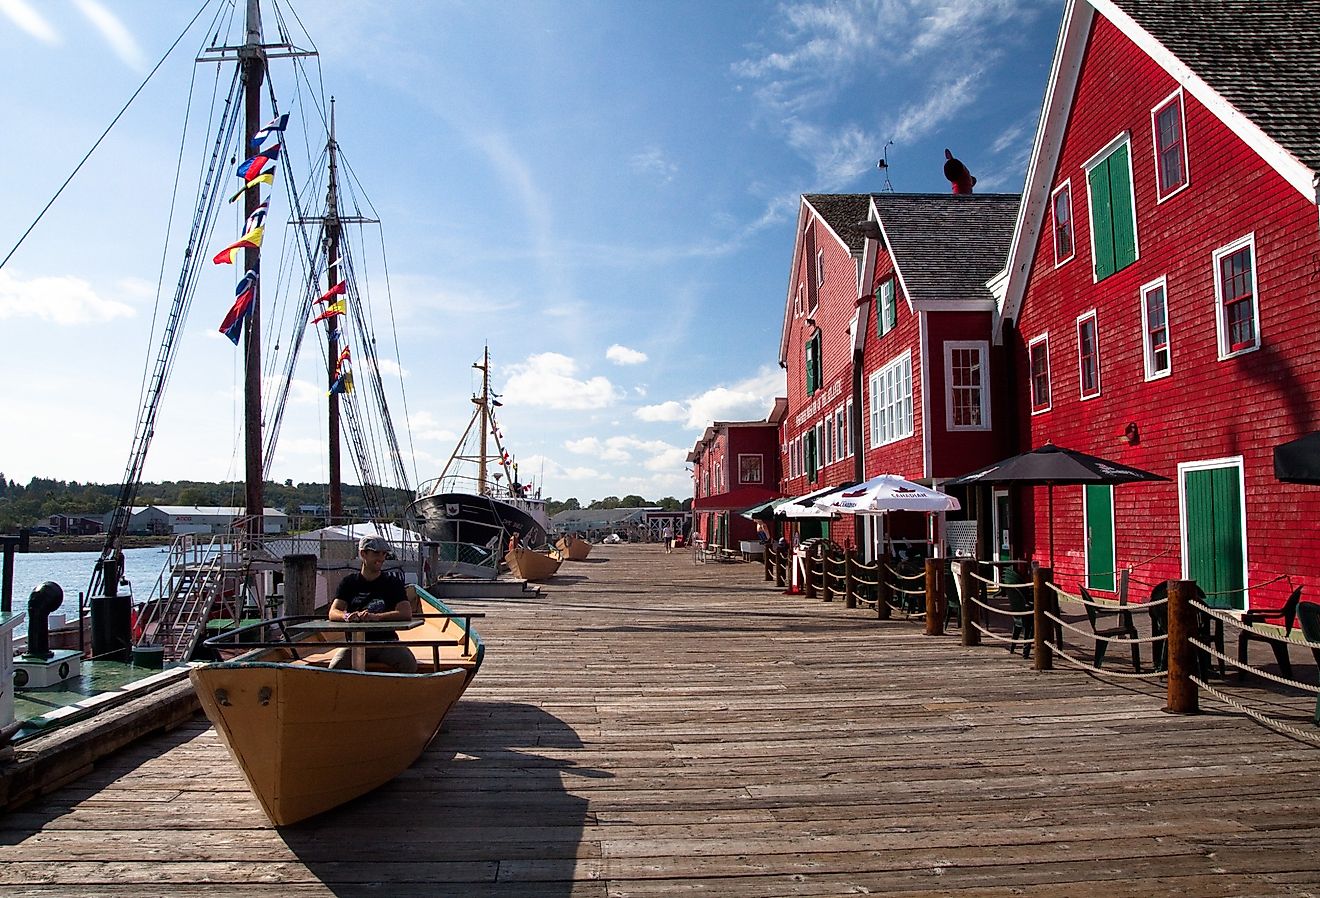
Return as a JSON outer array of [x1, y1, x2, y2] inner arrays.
[[924, 557, 944, 636], [804, 547, 816, 600], [960, 560, 979, 647], [1166, 579, 1200, 714], [876, 552, 892, 620], [819, 547, 832, 602], [1033, 566, 1053, 671], [763, 546, 772, 582], [774, 546, 785, 588], [844, 549, 857, 608]]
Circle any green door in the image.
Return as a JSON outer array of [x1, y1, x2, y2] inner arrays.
[[994, 491, 1012, 564], [1183, 465, 1245, 610], [1085, 485, 1115, 592]]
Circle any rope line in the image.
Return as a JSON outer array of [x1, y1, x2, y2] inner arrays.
[[885, 565, 927, 582], [968, 571, 1032, 589], [1200, 573, 1289, 597], [1191, 676, 1320, 746], [969, 623, 1032, 646], [1087, 547, 1173, 578], [1050, 644, 1166, 680], [1042, 611, 1166, 644], [965, 594, 1032, 617], [1189, 638, 1320, 694]]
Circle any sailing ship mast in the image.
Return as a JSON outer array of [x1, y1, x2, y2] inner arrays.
[[240, 0, 265, 534], [324, 101, 344, 522]]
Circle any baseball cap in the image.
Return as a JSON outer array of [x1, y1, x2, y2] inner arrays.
[[358, 535, 390, 553]]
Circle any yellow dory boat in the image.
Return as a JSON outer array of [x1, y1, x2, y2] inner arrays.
[[190, 586, 483, 826]]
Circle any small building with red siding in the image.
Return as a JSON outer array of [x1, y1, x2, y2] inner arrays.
[[997, 0, 1320, 609], [688, 400, 785, 550]]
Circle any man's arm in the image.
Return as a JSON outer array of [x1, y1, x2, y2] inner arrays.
[[328, 598, 351, 621]]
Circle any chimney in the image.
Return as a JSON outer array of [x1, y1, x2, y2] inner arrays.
[[943, 149, 976, 194]]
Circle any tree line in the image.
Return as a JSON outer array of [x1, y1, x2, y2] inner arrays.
[[0, 474, 690, 531]]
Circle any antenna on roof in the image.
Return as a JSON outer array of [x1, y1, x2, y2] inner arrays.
[[876, 140, 894, 193]]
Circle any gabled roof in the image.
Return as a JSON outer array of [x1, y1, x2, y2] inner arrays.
[[779, 194, 870, 364], [871, 193, 1021, 306], [802, 194, 873, 255], [999, 0, 1320, 335], [1109, 0, 1320, 175]]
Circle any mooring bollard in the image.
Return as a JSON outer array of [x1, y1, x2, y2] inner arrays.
[[960, 560, 979, 647], [876, 552, 892, 620], [924, 557, 944, 636], [1166, 579, 1200, 714], [844, 550, 857, 609], [1033, 566, 1053, 671]]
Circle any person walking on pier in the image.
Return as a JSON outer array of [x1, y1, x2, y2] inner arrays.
[[328, 535, 417, 673], [662, 524, 673, 553]]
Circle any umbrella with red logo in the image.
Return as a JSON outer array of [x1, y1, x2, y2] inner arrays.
[[813, 474, 960, 514], [946, 443, 1166, 567]]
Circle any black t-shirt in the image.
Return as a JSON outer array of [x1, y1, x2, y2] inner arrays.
[[334, 572, 408, 641]]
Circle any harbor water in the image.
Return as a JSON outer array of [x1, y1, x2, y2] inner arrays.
[[7, 546, 168, 620]]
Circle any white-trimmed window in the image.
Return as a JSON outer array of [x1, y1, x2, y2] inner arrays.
[[793, 437, 801, 478], [794, 284, 803, 318], [815, 249, 825, 287], [1028, 334, 1051, 414], [824, 416, 835, 465], [1140, 277, 1171, 380], [713, 461, 722, 493], [815, 422, 825, 477], [835, 406, 847, 460], [844, 400, 853, 456], [1077, 311, 1101, 399], [1084, 133, 1139, 281], [868, 352, 914, 448], [1213, 233, 1259, 358], [944, 341, 991, 430], [1152, 88, 1189, 200], [1051, 181, 1075, 266]]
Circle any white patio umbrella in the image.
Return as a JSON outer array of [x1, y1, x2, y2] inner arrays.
[[812, 474, 961, 514]]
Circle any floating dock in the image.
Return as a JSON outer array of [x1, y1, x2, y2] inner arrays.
[[0, 543, 1317, 895]]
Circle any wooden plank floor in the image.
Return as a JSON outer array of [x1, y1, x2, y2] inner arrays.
[[1, 544, 1318, 897]]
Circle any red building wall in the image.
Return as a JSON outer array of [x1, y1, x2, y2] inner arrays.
[[1013, 13, 1320, 599], [860, 250, 925, 481]]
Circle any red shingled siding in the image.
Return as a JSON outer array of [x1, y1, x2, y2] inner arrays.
[[860, 250, 925, 481], [1014, 14, 1320, 602], [925, 309, 1001, 479]]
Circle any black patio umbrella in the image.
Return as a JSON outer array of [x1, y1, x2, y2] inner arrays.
[[946, 443, 1168, 567], [1274, 431, 1320, 484]]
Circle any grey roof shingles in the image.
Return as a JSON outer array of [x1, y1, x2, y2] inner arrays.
[[803, 194, 873, 254], [1110, 0, 1320, 174], [872, 193, 1021, 304]]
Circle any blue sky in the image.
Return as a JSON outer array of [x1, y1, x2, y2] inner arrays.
[[0, 0, 1061, 506]]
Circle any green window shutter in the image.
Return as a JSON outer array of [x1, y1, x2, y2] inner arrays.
[[876, 280, 897, 335], [805, 338, 816, 394], [1088, 157, 1116, 280], [805, 431, 817, 482], [886, 282, 897, 330], [1107, 143, 1136, 271]]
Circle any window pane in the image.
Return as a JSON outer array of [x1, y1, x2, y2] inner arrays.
[[1220, 247, 1255, 351], [1156, 101, 1186, 193], [1078, 317, 1099, 396], [949, 346, 985, 427], [1053, 188, 1073, 261], [1144, 285, 1169, 376], [1030, 342, 1050, 410]]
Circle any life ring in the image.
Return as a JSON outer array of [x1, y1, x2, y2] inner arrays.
[[58, 661, 71, 680]]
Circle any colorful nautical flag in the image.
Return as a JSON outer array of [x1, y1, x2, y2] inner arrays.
[[237, 143, 280, 179], [310, 299, 345, 325], [251, 113, 289, 148], [212, 226, 265, 265], [334, 346, 351, 376], [314, 280, 347, 305], [245, 202, 269, 233], [328, 370, 354, 396], [227, 168, 275, 203], [219, 270, 258, 344]]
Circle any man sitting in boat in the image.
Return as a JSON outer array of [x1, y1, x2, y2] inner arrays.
[[328, 536, 418, 673]]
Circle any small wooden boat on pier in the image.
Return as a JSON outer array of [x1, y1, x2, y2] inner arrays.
[[555, 534, 592, 561], [504, 546, 563, 581], [189, 586, 482, 826]]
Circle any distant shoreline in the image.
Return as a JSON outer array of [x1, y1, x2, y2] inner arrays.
[[24, 535, 173, 554]]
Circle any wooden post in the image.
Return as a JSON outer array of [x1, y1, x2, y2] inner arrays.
[[1033, 566, 1053, 671], [876, 552, 892, 620], [819, 545, 831, 602], [804, 546, 815, 600], [282, 553, 318, 618], [763, 546, 772, 582], [960, 560, 979, 646], [844, 549, 857, 609], [1166, 579, 1200, 714], [775, 546, 785, 588], [924, 557, 944, 636]]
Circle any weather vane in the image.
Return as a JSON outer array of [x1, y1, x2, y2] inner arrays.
[[876, 140, 894, 192]]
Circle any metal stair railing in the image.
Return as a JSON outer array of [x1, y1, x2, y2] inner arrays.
[[161, 548, 227, 661]]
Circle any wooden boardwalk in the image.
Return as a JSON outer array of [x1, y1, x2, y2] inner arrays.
[[1, 544, 1318, 897]]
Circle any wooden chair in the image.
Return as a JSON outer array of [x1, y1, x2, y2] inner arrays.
[[1079, 585, 1141, 671], [1237, 586, 1303, 679], [1294, 601, 1320, 724], [1003, 567, 1033, 659]]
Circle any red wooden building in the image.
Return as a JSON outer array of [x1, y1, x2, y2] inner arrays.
[[778, 192, 1018, 556], [688, 401, 785, 550], [997, 0, 1320, 609]]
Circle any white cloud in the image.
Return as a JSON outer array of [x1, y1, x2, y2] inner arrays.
[[635, 400, 686, 423], [631, 146, 679, 183], [73, 0, 145, 70], [377, 358, 408, 379], [0, 270, 134, 325], [0, 0, 59, 43], [407, 410, 457, 444], [501, 352, 621, 410], [636, 367, 785, 430], [606, 344, 647, 366]]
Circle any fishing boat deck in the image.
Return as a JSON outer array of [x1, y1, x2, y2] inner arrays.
[[2, 544, 1318, 896]]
